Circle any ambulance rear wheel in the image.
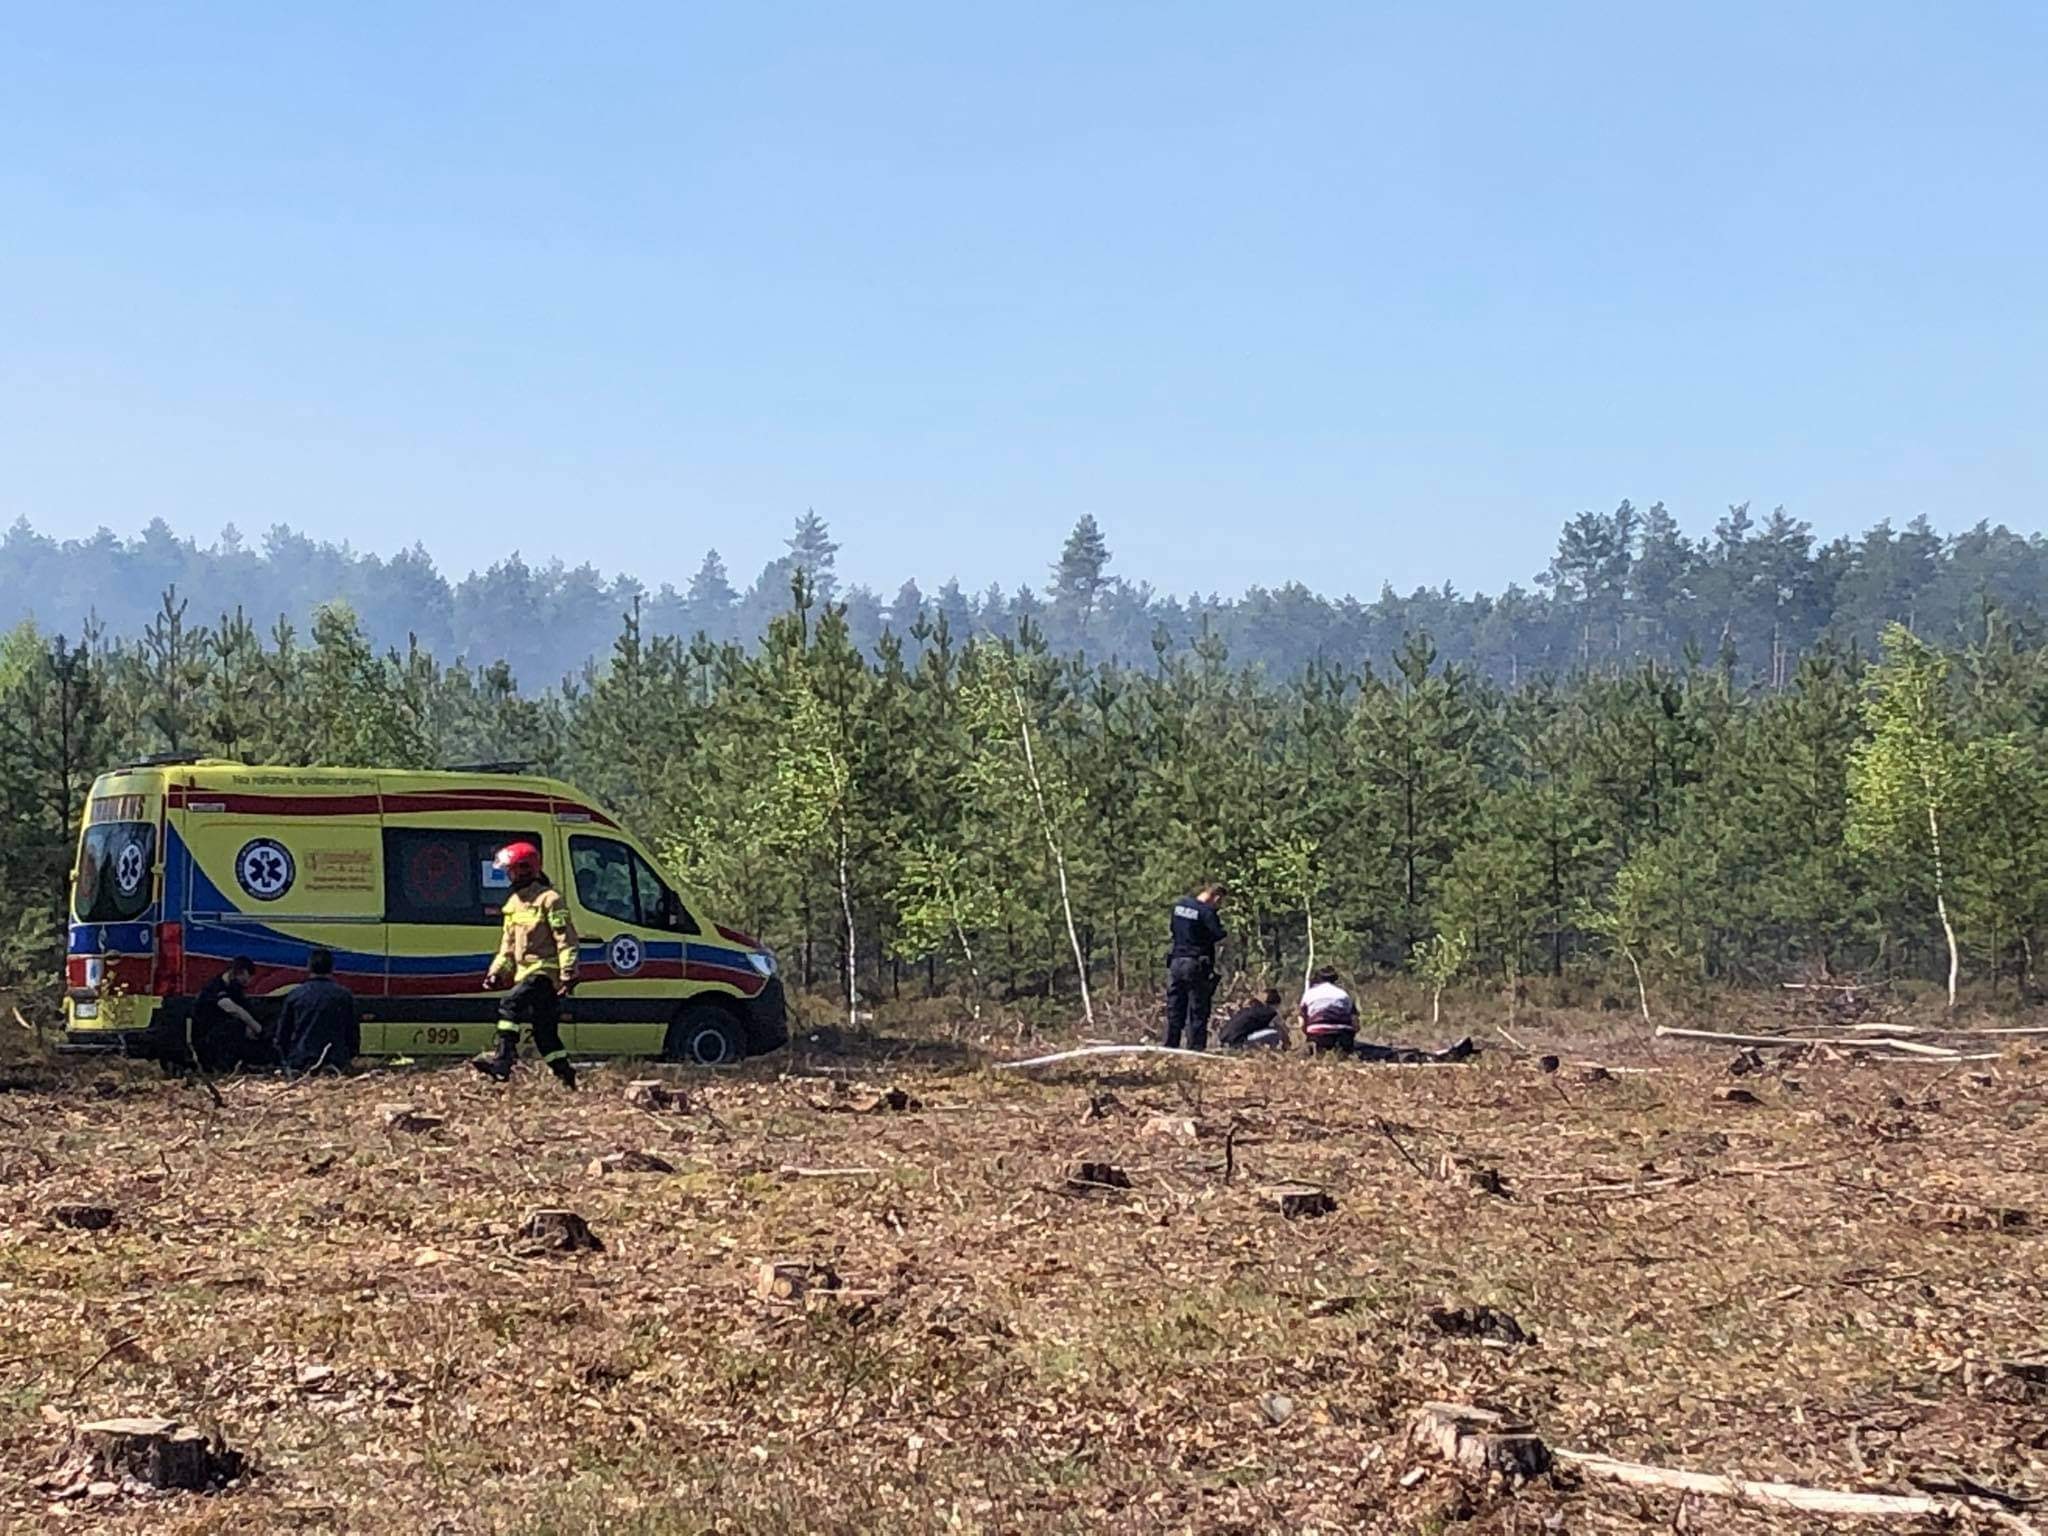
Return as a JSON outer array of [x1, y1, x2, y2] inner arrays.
[[665, 1006, 746, 1067]]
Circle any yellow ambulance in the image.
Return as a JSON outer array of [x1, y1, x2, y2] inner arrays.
[[64, 760, 786, 1067]]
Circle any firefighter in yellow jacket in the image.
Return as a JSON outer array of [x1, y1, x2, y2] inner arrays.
[[475, 841, 579, 1087]]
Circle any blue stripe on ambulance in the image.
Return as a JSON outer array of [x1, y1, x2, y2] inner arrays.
[[169, 826, 753, 980]]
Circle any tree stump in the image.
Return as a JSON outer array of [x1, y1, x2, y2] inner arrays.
[[75, 1418, 242, 1491], [1426, 1303, 1532, 1346], [1068, 1161, 1132, 1193], [1410, 1403, 1552, 1483], [758, 1260, 842, 1304], [625, 1080, 684, 1111], [1467, 1166, 1511, 1198], [1435, 1155, 1511, 1199], [48, 1204, 116, 1232], [815, 1083, 922, 1114], [2004, 1359, 2047, 1399], [1306, 1294, 1364, 1318], [381, 1104, 444, 1134], [1083, 1091, 1130, 1121], [1264, 1184, 1336, 1219], [587, 1150, 677, 1176], [519, 1208, 602, 1252], [1937, 1203, 2032, 1232]]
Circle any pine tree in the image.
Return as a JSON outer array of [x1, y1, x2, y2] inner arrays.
[[1709, 648, 1871, 976], [685, 550, 739, 640], [1050, 516, 1112, 638], [1437, 799, 1548, 992], [202, 608, 267, 761], [0, 629, 111, 985], [751, 574, 879, 1025], [137, 586, 213, 754], [786, 511, 840, 603], [1348, 635, 1484, 959], [297, 604, 434, 768]]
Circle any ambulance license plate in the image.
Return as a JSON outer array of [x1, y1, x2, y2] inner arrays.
[[72, 1001, 99, 1020]]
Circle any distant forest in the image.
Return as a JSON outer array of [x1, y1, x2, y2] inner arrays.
[[5, 503, 2044, 689]]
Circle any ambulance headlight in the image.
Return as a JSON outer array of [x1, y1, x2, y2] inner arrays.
[[747, 950, 777, 978]]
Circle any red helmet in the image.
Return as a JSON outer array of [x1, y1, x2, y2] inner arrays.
[[494, 841, 542, 885]]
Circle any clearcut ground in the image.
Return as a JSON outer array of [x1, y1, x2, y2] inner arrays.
[[2, 1017, 2043, 1534]]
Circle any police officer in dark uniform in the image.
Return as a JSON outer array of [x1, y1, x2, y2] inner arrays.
[[1163, 882, 1227, 1050]]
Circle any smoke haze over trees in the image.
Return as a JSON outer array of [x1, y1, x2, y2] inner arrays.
[[7, 504, 2047, 691]]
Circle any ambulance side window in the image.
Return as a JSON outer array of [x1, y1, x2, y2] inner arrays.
[[631, 850, 699, 935], [386, 830, 529, 925], [569, 837, 699, 934], [568, 838, 638, 927]]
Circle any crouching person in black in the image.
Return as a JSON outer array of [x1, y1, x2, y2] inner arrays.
[[276, 948, 360, 1074], [1218, 988, 1288, 1050], [188, 956, 265, 1072]]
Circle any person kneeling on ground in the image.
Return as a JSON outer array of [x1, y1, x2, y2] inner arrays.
[[188, 955, 266, 1072], [276, 948, 360, 1074], [1298, 968, 1479, 1063], [1299, 967, 1360, 1054], [1218, 988, 1288, 1050]]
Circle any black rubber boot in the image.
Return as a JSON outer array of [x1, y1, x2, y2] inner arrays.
[[548, 1058, 578, 1090], [471, 1033, 516, 1082]]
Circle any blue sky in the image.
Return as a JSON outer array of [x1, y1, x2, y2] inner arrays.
[[3, 2, 2043, 600]]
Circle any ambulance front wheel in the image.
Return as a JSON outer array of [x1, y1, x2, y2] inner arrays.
[[665, 1006, 747, 1067]]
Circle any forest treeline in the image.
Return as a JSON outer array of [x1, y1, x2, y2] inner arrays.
[[7, 502, 2048, 689], [4, 553, 2044, 1018]]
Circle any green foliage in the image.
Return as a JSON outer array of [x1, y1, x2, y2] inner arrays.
[[1847, 625, 1971, 1001], [1350, 635, 1483, 954], [1411, 929, 1470, 990], [23, 563, 2048, 1017], [1848, 627, 1962, 859], [0, 626, 111, 989], [1050, 516, 1112, 633], [1581, 833, 1708, 1021], [1409, 928, 1470, 1024]]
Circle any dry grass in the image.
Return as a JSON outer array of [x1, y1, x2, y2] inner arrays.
[[1, 1007, 2044, 1533]]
